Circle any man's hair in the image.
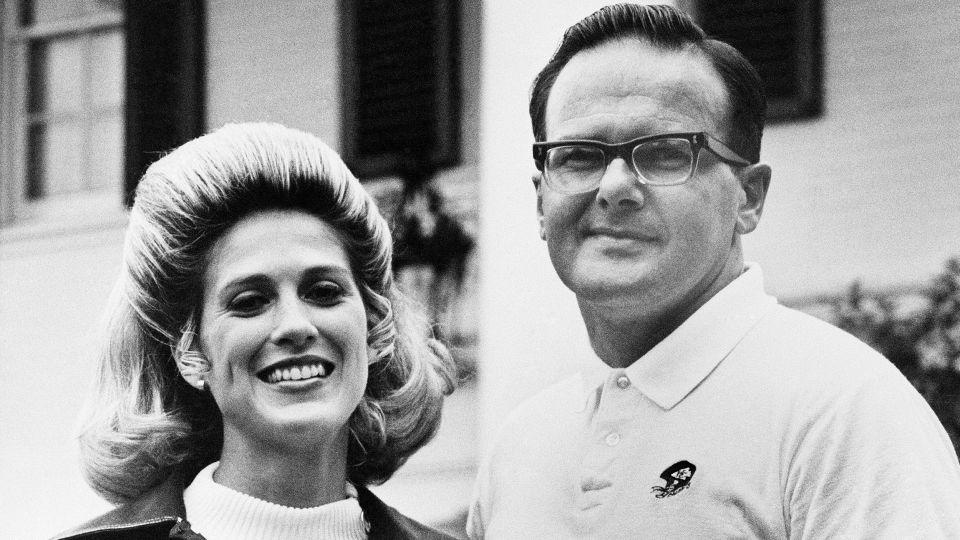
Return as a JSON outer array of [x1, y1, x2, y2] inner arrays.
[[79, 122, 456, 503], [529, 3, 766, 163]]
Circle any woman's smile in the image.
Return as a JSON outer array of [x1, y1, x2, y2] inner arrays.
[[257, 354, 335, 384]]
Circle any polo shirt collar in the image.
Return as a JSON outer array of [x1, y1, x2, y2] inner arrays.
[[582, 263, 776, 411]]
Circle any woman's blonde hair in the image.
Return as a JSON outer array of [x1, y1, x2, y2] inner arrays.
[[80, 122, 456, 504]]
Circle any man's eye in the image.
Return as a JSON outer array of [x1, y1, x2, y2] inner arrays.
[[636, 140, 691, 171], [550, 146, 601, 170], [228, 292, 269, 315], [305, 281, 344, 305]]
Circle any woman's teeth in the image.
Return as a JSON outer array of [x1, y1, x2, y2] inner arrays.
[[265, 363, 328, 383]]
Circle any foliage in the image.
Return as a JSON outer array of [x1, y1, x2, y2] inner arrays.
[[823, 258, 960, 451]]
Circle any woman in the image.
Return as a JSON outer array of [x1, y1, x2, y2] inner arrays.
[[54, 123, 457, 539]]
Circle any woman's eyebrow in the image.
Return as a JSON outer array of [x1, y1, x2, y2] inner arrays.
[[302, 265, 356, 287], [216, 274, 271, 298]]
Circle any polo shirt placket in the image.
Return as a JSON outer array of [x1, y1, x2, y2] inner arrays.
[[570, 370, 643, 532]]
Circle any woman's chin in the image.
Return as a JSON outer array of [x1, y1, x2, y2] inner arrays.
[[264, 402, 355, 441]]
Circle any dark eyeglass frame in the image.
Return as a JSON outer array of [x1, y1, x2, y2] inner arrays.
[[532, 131, 754, 192]]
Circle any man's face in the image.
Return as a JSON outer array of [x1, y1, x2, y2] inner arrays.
[[538, 39, 764, 318]]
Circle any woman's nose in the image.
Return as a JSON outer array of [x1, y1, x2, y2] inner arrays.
[[596, 157, 645, 211], [270, 295, 319, 348]]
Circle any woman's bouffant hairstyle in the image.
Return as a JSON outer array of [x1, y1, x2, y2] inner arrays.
[[529, 3, 766, 163], [79, 122, 456, 504]]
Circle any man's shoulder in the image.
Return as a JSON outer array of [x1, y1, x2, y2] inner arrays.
[[748, 303, 893, 372], [503, 373, 584, 423], [483, 374, 585, 455]]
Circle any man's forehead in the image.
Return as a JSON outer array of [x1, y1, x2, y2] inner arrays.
[[545, 40, 729, 138], [549, 94, 697, 137]]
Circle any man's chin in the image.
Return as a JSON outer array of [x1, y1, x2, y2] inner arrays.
[[566, 274, 659, 305]]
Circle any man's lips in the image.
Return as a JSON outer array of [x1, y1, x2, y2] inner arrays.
[[584, 225, 655, 242], [256, 355, 336, 383]]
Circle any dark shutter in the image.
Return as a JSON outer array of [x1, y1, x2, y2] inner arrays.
[[341, 0, 460, 178], [697, 0, 822, 121], [123, 0, 206, 205]]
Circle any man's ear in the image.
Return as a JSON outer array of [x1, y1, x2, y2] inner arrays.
[[735, 163, 771, 235], [533, 173, 547, 240]]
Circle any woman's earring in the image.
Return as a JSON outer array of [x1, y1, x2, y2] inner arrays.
[[367, 346, 380, 365]]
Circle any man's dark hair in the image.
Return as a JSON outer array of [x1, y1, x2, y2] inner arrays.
[[529, 3, 766, 163]]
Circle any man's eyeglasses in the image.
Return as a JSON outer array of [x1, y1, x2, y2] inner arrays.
[[532, 132, 753, 194]]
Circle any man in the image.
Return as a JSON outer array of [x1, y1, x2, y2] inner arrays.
[[468, 4, 960, 538]]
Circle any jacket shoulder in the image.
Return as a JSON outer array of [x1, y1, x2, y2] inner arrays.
[[50, 473, 189, 540], [50, 515, 180, 540], [357, 485, 457, 540]]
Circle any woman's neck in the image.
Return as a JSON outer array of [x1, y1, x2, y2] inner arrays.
[[214, 426, 350, 508]]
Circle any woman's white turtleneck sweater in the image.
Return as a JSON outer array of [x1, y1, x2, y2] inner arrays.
[[183, 462, 369, 540]]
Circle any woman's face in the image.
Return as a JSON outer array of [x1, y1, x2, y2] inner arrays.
[[197, 209, 369, 451]]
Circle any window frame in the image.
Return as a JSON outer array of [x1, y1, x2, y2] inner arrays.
[[0, 1, 126, 228]]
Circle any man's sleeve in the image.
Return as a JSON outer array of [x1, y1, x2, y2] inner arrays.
[[785, 366, 960, 538], [465, 451, 492, 540]]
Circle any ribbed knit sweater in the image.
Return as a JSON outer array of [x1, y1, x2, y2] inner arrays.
[[183, 462, 368, 539]]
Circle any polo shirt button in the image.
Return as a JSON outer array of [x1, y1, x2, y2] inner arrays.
[[605, 432, 621, 446], [616, 375, 630, 389]]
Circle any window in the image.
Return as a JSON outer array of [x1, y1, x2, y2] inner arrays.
[[1, 0, 125, 226], [340, 0, 461, 178], [692, 0, 823, 121], [1, 0, 205, 228]]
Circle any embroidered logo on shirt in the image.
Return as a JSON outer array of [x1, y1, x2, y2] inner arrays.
[[651, 460, 697, 498]]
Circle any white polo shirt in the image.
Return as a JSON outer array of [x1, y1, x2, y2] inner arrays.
[[468, 265, 960, 539]]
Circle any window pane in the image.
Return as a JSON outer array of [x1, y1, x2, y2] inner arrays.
[[23, 0, 85, 24], [89, 31, 125, 109], [28, 37, 84, 115], [88, 115, 123, 190], [22, 0, 122, 25], [29, 121, 85, 197]]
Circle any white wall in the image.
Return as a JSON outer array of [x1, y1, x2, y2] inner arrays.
[[0, 227, 121, 538], [745, 0, 960, 299], [205, 0, 343, 145]]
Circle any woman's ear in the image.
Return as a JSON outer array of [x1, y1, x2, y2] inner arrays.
[[735, 163, 772, 235], [174, 321, 210, 390], [175, 348, 210, 390]]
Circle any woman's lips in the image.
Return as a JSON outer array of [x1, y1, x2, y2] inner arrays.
[[256, 355, 336, 383]]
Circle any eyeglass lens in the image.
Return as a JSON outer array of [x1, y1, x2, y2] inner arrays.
[[545, 137, 694, 191]]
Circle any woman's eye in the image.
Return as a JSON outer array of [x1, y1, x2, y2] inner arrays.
[[306, 281, 344, 305], [228, 292, 269, 315]]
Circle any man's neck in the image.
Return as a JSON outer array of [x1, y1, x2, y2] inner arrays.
[[579, 259, 746, 368]]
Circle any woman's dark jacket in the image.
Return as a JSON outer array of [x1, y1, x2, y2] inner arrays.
[[51, 471, 454, 540]]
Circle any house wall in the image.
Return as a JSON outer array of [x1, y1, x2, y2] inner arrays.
[[747, 1, 960, 299]]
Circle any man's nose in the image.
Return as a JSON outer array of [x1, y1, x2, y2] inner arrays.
[[270, 295, 319, 348], [596, 157, 644, 210]]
